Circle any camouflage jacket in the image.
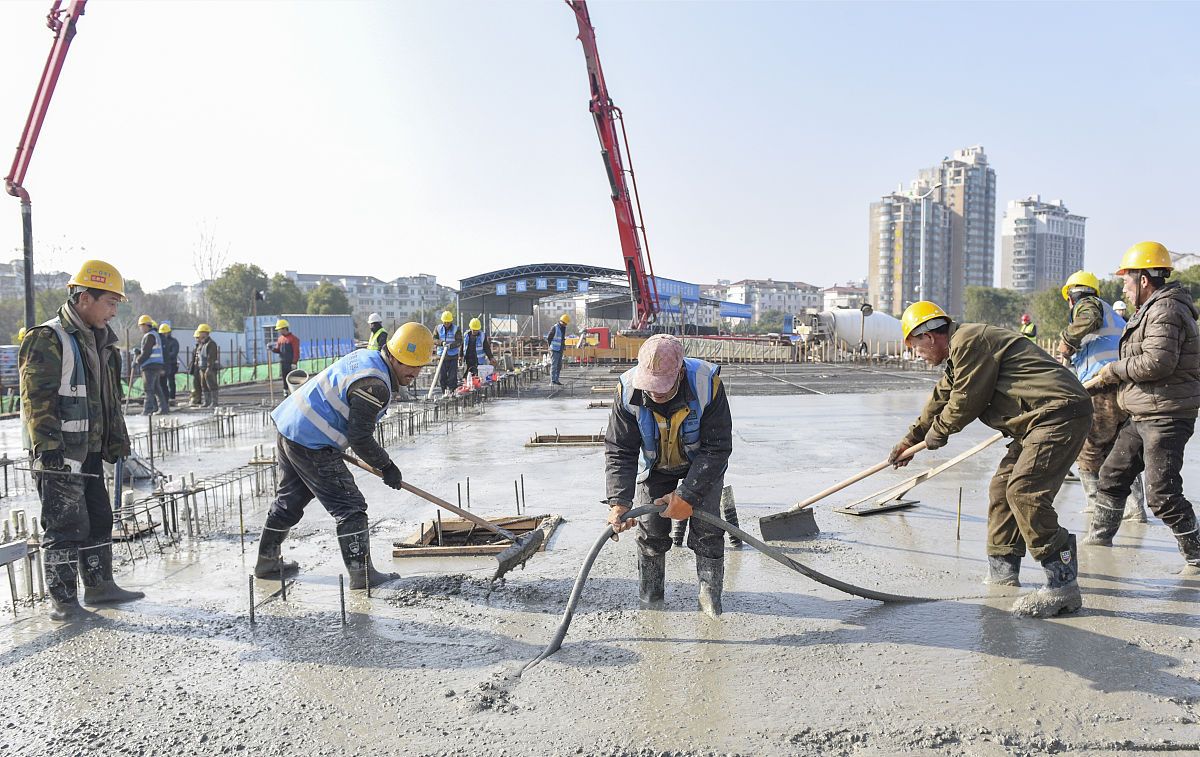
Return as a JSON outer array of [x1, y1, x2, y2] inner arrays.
[[19, 302, 131, 462]]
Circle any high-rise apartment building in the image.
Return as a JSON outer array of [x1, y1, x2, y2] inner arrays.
[[868, 145, 996, 316], [1000, 196, 1086, 295]]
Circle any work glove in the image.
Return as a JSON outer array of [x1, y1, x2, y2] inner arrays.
[[38, 449, 66, 472], [380, 463, 404, 491], [889, 440, 914, 469], [1096, 363, 1119, 385], [655, 492, 693, 520], [924, 426, 948, 451], [606, 504, 634, 541]]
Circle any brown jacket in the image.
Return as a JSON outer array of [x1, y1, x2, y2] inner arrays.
[[1110, 281, 1200, 419], [903, 322, 1091, 445]]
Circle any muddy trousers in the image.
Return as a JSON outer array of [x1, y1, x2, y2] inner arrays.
[[672, 485, 740, 546], [264, 435, 368, 530], [987, 413, 1090, 563], [198, 367, 219, 406], [1097, 416, 1199, 533], [635, 472, 725, 561], [140, 364, 167, 414], [37, 452, 112, 603], [1077, 385, 1125, 472], [437, 355, 458, 392]]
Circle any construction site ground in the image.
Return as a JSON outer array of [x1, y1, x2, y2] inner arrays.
[[2, 361, 1198, 757]]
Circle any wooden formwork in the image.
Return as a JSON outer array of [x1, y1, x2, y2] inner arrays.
[[525, 433, 605, 447], [392, 514, 561, 558]]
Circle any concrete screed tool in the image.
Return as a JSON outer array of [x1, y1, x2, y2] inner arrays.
[[340, 453, 548, 580]]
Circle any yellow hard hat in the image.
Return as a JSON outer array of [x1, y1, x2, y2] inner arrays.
[[16, 327, 26, 341], [440, 311, 454, 323], [194, 324, 212, 337], [901, 301, 951, 344], [68, 259, 126, 299], [1117, 241, 1172, 275], [275, 319, 289, 330], [560, 314, 571, 324], [469, 317, 482, 331], [137, 314, 154, 326], [386, 322, 435, 367], [158, 322, 172, 334], [1061, 271, 1100, 302]]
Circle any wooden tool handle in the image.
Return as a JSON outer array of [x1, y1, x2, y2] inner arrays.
[[795, 441, 928, 510]]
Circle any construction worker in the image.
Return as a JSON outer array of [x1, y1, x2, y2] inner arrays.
[[890, 301, 1091, 617], [434, 311, 462, 397], [253, 322, 435, 590], [1089, 242, 1200, 575], [462, 317, 496, 382], [546, 313, 569, 386], [189, 324, 220, 407], [157, 322, 180, 406], [1112, 300, 1128, 319], [367, 313, 387, 352], [605, 334, 733, 616], [19, 259, 140, 620], [134, 315, 168, 415], [271, 319, 300, 396], [1019, 314, 1037, 340], [16, 327, 26, 342], [1055, 271, 1146, 523]]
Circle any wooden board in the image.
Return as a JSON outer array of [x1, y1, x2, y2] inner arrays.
[[526, 434, 605, 447], [392, 514, 560, 558], [112, 520, 159, 541], [587, 401, 612, 409], [835, 498, 918, 516]]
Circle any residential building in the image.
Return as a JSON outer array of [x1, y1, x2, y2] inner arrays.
[[823, 284, 870, 311], [0, 259, 69, 300], [284, 271, 456, 321], [726, 279, 821, 321], [1000, 196, 1086, 295]]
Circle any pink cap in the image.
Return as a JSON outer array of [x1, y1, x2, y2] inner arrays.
[[632, 334, 685, 393]]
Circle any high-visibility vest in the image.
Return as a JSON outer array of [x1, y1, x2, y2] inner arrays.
[[141, 333, 163, 365], [368, 327, 387, 351], [271, 349, 391, 450], [468, 331, 488, 365], [1071, 298, 1125, 383], [23, 318, 90, 452], [618, 358, 720, 483], [436, 324, 459, 357], [1020, 322, 1037, 340], [550, 323, 564, 352]]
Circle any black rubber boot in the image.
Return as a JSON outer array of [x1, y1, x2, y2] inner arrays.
[[1077, 470, 1100, 514], [1170, 515, 1200, 576], [254, 523, 300, 579], [338, 516, 399, 590], [637, 551, 665, 608], [670, 519, 686, 547], [1082, 492, 1124, 546], [44, 548, 88, 622], [80, 543, 145, 605], [720, 486, 742, 548], [1124, 475, 1148, 523], [696, 555, 724, 617], [1012, 534, 1082, 618], [984, 554, 1021, 587]]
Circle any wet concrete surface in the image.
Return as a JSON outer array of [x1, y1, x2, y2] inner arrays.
[[2, 367, 1199, 756]]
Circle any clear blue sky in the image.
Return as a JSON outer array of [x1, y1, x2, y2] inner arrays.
[[1, 1, 1196, 293]]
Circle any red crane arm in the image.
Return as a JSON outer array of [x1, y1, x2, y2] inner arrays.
[[566, 1, 659, 331], [5, 0, 88, 203]]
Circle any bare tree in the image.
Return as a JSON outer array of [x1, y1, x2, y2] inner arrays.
[[192, 219, 230, 323]]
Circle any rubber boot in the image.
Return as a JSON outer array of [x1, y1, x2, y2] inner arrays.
[[208, 389, 219, 408], [637, 551, 665, 608], [1012, 534, 1082, 618], [79, 543, 145, 605], [1123, 474, 1148, 523], [720, 486, 742, 548], [1077, 470, 1101, 514], [338, 516, 399, 590], [254, 524, 300, 579], [44, 549, 88, 621], [696, 555, 724, 617], [984, 554, 1021, 587], [670, 519, 686, 547], [1082, 492, 1123, 546], [1170, 515, 1200, 576]]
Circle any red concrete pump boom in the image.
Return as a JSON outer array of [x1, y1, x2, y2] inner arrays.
[[566, 0, 659, 332], [5, 0, 88, 331]]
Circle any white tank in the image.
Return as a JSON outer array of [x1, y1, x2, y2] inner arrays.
[[810, 309, 906, 356]]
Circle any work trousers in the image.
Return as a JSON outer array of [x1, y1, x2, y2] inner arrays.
[[37, 451, 111, 552], [437, 355, 459, 391], [987, 413, 1090, 562], [279, 362, 294, 395], [550, 350, 564, 383], [635, 470, 724, 561], [198, 366, 219, 404], [265, 435, 368, 529], [1077, 385, 1126, 472], [141, 364, 168, 414], [159, 361, 178, 401], [1098, 416, 1198, 533]]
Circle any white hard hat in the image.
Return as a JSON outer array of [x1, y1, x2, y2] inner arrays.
[[368, 312, 382, 323], [1112, 300, 1126, 311]]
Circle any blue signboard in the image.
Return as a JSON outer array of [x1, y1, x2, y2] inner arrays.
[[652, 276, 700, 313], [536, 278, 548, 290], [495, 283, 507, 296], [719, 301, 753, 319], [783, 314, 794, 334], [515, 280, 527, 293], [578, 280, 589, 293], [556, 279, 568, 291]]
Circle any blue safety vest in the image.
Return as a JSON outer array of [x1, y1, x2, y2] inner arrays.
[[436, 324, 459, 357], [23, 317, 90, 452], [468, 331, 488, 365], [618, 357, 720, 483], [271, 349, 391, 450], [550, 323, 565, 352], [1071, 298, 1125, 383], [142, 332, 163, 366]]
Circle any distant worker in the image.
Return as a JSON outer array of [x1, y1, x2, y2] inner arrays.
[[461, 318, 496, 382], [157, 322, 180, 406], [1112, 300, 1128, 318], [435, 311, 462, 397], [890, 301, 1091, 618], [1055, 271, 1146, 522], [189, 324, 221, 407], [367, 313, 388, 351], [20, 259, 140, 620], [1088, 242, 1200, 575], [271, 319, 300, 396], [1019, 314, 1037, 340], [546, 313, 569, 386], [253, 323, 435, 590], [16, 327, 26, 342], [134, 315, 169, 415], [605, 334, 733, 616]]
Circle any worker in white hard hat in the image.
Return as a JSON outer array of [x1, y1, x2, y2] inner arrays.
[[1112, 300, 1127, 318], [546, 313, 570, 386], [461, 317, 496, 383], [255, 323, 435, 591], [366, 313, 387, 352], [134, 314, 169, 415], [270, 319, 300, 396], [434, 311, 462, 397]]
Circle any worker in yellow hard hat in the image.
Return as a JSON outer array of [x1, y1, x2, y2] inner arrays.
[[546, 312, 571, 386], [254, 322, 435, 591], [188, 324, 220, 407], [20, 259, 140, 620], [157, 322, 180, 407], [434, 310, 462, 397], [270, 318, 300, 396], [1054, 271, 1146, 523], [892, 301, 1091, 618], [461, 316, 496, 384], [16, 327, 26, 342], [134, 314, 169, 415], [1089, 242, 1200, 574]]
